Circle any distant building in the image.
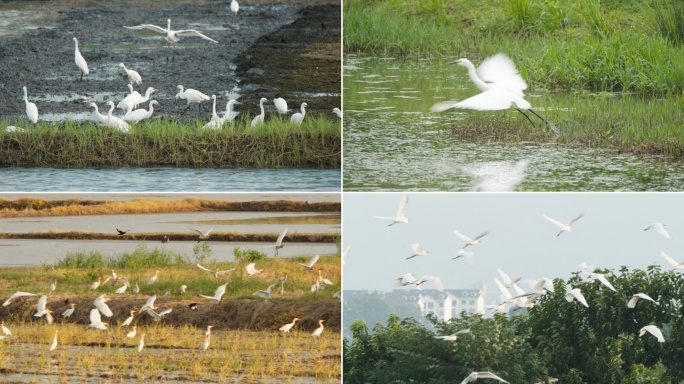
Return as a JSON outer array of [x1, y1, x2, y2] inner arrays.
[[390, 288, 485, 321]]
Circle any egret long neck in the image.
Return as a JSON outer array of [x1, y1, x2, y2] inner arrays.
[[464, 62, 489, 91]]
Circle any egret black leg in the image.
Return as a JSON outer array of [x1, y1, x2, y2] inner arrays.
[[528, 108, 559, 134], [516, 108, 536, 128]]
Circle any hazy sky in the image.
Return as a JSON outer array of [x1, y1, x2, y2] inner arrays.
[[342, 193, 684, 297]]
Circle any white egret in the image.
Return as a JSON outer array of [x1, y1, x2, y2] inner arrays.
[[332, 107, 342, 118], [494, 277, 515, 307], [48, 280, 57, 295], [126, 326, 137, 338], [89, 103, 109, 125], [454, 229, 489, 248], [253, 283, 277, 300], [645, 223, 671, 239], [221, 100, 240, 124], [73, 37, 89, 81], [147, 270, 160, 285], [230, 0, 239, 21], [273, 97, 288, 114], [117, 84, 140, 113], [290, 102, 307, 125], [199, 282, 228, 304], [5, 126, 26, 133], [460, 371, 509, 383], [94, 294, 114, 317], [158, 308, 172, 318], [375, 193, 409, 225], [251, 97, 268, 127], [298, 254, 320, 270], [202, 95, 223, 130], [197, 263, 235, 278], [342, 245, 350, 265], [435, 329, 470, 341], [395, 273, 444, 291], [89, 279, 101, 290], [3, 291, 38, 306], [146, 309, 162, 321], [180, 285, 187, 294], [264, 228, 288, 256], [565, 288, 589, 308], [122, 310, 136, 326], [279, 318, 299, 333], [406, 243, 428, 260], [49, 330, 59, 352], [63, 303, 76, 317], [311, 319, 325, 337], [639, 325, 665, 343], [125, 19, 218, 44], [22, 86, 38, 124], [105, 101, 131, 133], [138, 333, 146, 352], [497, 269, 521, 288], [204, 325, 214, 335], [543, 213, 584, 237], [176, 85, 210, 116], [590, 272, 616, 292], [115, 284, 127, 294], [246, 262, 263, 276], [34, 295, 51, 318], [431, 53, 554, 132], [276, 272, 288, 294], [199, 334, 211, 351], [89, 308, 108, 330], [1, 322, 11, 336], [124, 100, 159, 123], [133, 282, 140, 294], [119, 63, 142, 86], [190, 227, 213, 242], [452, 249, 474, 265], [628, 293, 659, 308]]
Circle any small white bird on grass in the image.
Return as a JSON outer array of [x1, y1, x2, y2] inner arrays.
[[274, 97, 288, 115], [205, 325, 213, 335], [311, 319, 325, 337], [644, 223, 671, 239], [454, 229, 489, 249], [199, 334, 211, 351], [138, 333, 146, 352], [89, 308, 108, 330], [298, 254, 321, 270], [628, 293, 659, 308], [221, 100, 240, 124], [22, 86, 38, 124], [73, 37, 89, 82], [264, 228, 288, 256], [406, 243, 428, 260], [121, 310, 136, 327], [246, 262, 263, 276], [49, 330, 59, 352], [3, 291, 38, 306], [290, 102, 307, 125], [1, 322, 11, 336], [147, 270, 160, 285], [199, 282, 228, 304], [375, 193, 409, 226], [251, 97, 268, 127], [543, 213, 584, 237], [279, 318, 299, 333], [124, 100, 159, 123], [565, 288, 589, 308], [460, 371, 509, 383], [639, 325, 665, 343], [332, 107, 342, 118], [119, 63, 142, 86], [127, 326, 137, 339]]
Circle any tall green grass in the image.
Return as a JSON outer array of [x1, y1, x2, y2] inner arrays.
[[55, 244, 184, 269], [647, 0, 684, 46]]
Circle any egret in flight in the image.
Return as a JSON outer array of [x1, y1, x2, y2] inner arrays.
[[264, 228, 288, 256], [454, 229, 489, 248], [199, 282, 228, 304], [298, 254, 320, 270], [644, 223, 671, 239], [460, 371, 509, 383], [190, 227, 213, 242], [543, 213, 584, 237], [3, 291, 38, 306], [196, 263, 235, 278], [246, 262, 263, 276], [375, 193, 409, 225], [124, 19, 218, 44], [628, 293, 659, 308], [639, 325, 665, 343], [406, 243, 428, 260]]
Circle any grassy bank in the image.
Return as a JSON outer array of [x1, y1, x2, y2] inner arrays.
[[344, 0, 684, 95], [0, 116, 341, 168], [0, 197, 341, 218]]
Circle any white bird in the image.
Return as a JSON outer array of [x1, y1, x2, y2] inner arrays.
[[122, 310, 136, 326], [497, 269, 521, 288], [89, 279, 101, 291], [253, 283, 277, 300], [493, 277, 515, 307], [124, 100, 159, 123], [375, 193, 409, 225], [180, 285, 187, 294], [124, 19, 218, 44], [199, 334, 211, 351], [147, 270, 160, 285], [230, 0, 239, 20], [140, 295, 157, 313], [89, 103, 109, 125], [119, 63, 142, 86], [3, 291, 38, 306], [199, 282, 228, 304], [22, 86, 38, 124], [565, 288, 589, 308], [203, 95, 223, 130], [105, 101, 131, 133], [102, 270, 130, 287], [264, 228, 288, 256], [332, 107, 342, 118], [126, 326, 137, 338], [197, 263, 235, 278], [138, 333, 146, 352], [134, 282, 140, 294], [246, 262, 263, 276], [279, 318, 299, 333], [205, 325, 213, 335], [395, 273, 444, 291], [175, 85, 211, 116], [73, 37, 89, 81], [89, 308, 108, 330], [290, 102, 307, 125], [342, 245, 350, 265], [115, 284, 127, 294], [298, 254, 321, 270], [93, 294, 114, 317], [251, 97, 268, 127], [118, 85, 158, 114], [460, 371, 509, 383], [191, 227, 213, 242], [274, 97, 288, 114], [34, 295, 51, 318], [49, 330, 59, 352], [645, 223, 671, 239], [221, 100, 240, 124], [406, 243, 428, 260], [48, 280, 57, 295], [589, 272, 616, 292], [661, 251, 684, 270], [311, 319, 325, 337], [1, 322, 11, 336], [639, 325, 665, 343], [454, 229, 489, 248], [453, 249, 474, 265], [158, 308, 172, 318], [543, 213, 584, 237], [628, 293, 659, 308], [435, 329, 470, 341]]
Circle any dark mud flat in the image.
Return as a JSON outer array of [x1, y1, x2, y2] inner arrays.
[[0, 0, 340, 122]]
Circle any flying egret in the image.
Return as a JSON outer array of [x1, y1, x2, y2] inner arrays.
[[34, 295, 51, 318], [645, 223, 671, 239], [147, 270, 160, 285], [105, 101, 131, 133], [122, 310, 136, 326], [199, 282, 228, 304], [406, 243, 428, 260], [332, 107, 342, 118], [639, 325, 665, 343], [89, 308, 108, 330], [94, 294, 114, 317], [253, 283, 277, 300], [115, 284, 127, 294], [123, 100, 159, 123], [565, 288, 589, 308], [190, 227, 213, 242], [1, 322, 11, 336], [628, 293, 659, 308], [435, 329, 470, 341], [126, 326, 137, 338], [660, 251, 684, 270], [375, 193, 409, 225], [298, 254, 320, 270], [460, 371, 509, 383], [454, 229, 489, 248], [124, 19, 218, 44], [497, 269, 521, 288], [494, 277, 516, 308], [273, 97, 288, 114], [199, 334, 211, 351], [431, 53, 554, 132], [138, 333, 146, 352], [221, 100, 240, 124], [453, 249, 474, 265], [251, 97, 268, 127], [119, 63, 142, 86], [395, 273, 444, 291], [543, 213, 584, 237], [22, 86, 38, 124], [3, 291, 38, 306], [196, 263, 235, 278], [290, 102, 307, 125], [279, 318, 299, 333], [230, 0, 239, 21], [246, 262, 263, 276], [73, 37, 89, 81], [158, 308, 172, 318], [311, 320, 325, 337], [49, 330, 59, 352], [264, 228, 288, 256]]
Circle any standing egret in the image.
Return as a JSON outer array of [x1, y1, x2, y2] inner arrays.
[[221, 100, 240, 124], [175, 85, 210, 116], [138, 333, 146, 352], [454, 229, 489, 248], [199, 282, 228, 304], [123, 100, 159, 123], [639, 325, 665, 343], [246, 262, 263, 276], [543, 213, 584, 237], [251, 97, 268, 127], [311, 319, 325, 337], [119, 63, 142, 87], [628, 293, 659, 308], [460, 371, 509, 383], [190, 227, 213, 242], [298, 254, 320, 270], [279, 318, 299, 333], [117, 84, 151, 114], [375, 193, 409, 225], [406, 243, 428, 260], [205, 325, 213, 335], [73, 37, 89, 82], [89, 103, 110, 125], [644, 223, 671, 239], [147, 270, 160, 285], [125, 19, 219, 45], [121, 310, 136, 326], [134, 282, 140, 294], [105, 101, 131, 132], [199, 334, 211, 351], [180, 285, 187, 294], [202, 95, 223, 129], [1, 322, 11, 336], [332, 107, 342, 118], [22, 86, 38, 124], [230, 0, 239, 21], [290, 102, 307, 125], [264, 228, 288, 256], [273, 97, 288, 115], [127, 326, 137, 339], [49, 330, 59, 352], [49, 280, 57, 295]]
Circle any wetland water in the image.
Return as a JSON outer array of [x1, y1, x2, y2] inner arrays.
[[343, 55, 684, 191]]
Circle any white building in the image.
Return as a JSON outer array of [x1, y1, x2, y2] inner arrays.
[[391, 288, 485, 321]]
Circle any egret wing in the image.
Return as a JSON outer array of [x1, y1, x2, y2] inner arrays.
[[655, 224, 672, 239], [276, 228, 288, 245], [306, 254, 320, 268], [453, 90, 515, 111], [422, 276, 444, 292], [475, 371, 509, 383], [124, 24, 167, 33], [453, 230, 471, 243], [568, 213, 585, 225], [661, 251, 680, 267], [476, 53, 527, 94], [396, 194, 409, 219], [543, 214, 565, 229], [175, 29, 219, 43], [4, 291, 38, 306]]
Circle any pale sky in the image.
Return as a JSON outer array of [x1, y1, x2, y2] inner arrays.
[[342, 193, 683, 298]]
